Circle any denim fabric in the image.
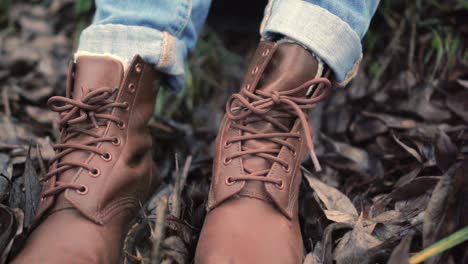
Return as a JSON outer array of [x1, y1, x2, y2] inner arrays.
[[77, 0, 378, 90], [77, 0, 211, 91], [261, 0, 379, 86]]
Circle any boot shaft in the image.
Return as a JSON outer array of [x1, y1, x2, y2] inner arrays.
[[208, 40, 331, 218], [36, 55, 161, 224]]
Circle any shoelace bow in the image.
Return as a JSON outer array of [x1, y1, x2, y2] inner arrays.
[[41, 86, 127, 198], [224, 77, 332, 186]]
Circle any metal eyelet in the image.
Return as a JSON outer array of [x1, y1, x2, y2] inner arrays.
[[112, 137, 121, 146], [224, 141, 232, 148], [76, 185, 89, 195], [101, 152, 112, 161], [135, 63, 142, 73], [223, 157, 232, 165], [262, 49, 270, 57], [251, 66, 259, 75], [282, 164, 291, 173], [290, 149, 297, 157], [117, 121, 126, 129], [123, 102, 130, 111], [128, 83, 136, 93], [225, 177, 235, 186], [89, 168, 100, 177], [276, 180, 284, 190]]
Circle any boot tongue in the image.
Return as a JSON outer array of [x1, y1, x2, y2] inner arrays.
[[239, 42, 318, 199], [72, 56, 124, 99], [52, 56, 124, 211], [257, 42, 318, 96]]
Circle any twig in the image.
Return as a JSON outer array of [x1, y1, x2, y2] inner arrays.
[[35, 144, 48, 181], [2, 86, 11, 117], [369, 16, 406, 92], [150, 194, 169, 264], [2, 86, 17, 142], [408, 9, 417, 72], [169, 155, 193, 218]]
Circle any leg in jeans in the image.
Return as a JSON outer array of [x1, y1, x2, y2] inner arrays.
[[12, 1, 210, 264], [261, 0, 379, 86], [78, 0, 211, 91], [195, 1, 379, 263]]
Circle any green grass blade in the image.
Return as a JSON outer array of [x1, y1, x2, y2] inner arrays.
[[409, 227, 468, 264]]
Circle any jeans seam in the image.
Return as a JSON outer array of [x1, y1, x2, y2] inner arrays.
[[261, 0, 363, 86], [338, 54, 362, 87], [168, 0, 192, 38], [177, 0, 192, 37], [260, 0, 275, 34], [157, 32, 176, 69]]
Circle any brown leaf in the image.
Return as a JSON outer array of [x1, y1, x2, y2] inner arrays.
[[25, 106, 59, 125], [334, 217, 382, 264], [304, 242, 323, 264], [435, 131, 459, 172], [0, 154, 12, 202], [0, 205, 17, 256], [362, 111, 417, 129], [396, 84, 451, 122], [350, 116, 387, 143], [160, 236, 188, 264], [321, 137, 384, 177], [386, 233, 413, 264], [321, 223, 352, 264], [446, 91, 468, 123], [390, 176, 440, 201], [394, 164, 423, 187], [423, 161, 466, 252], [323, 210, 357, 224], [22, 146, 41, 229], [0, 205, 23, 264], [392, 132, 423, 163], [303, 169, 358, 216]]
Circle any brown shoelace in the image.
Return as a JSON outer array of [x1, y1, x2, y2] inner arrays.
[[224, 77, 332, 186], [41, 86, 127, 198]]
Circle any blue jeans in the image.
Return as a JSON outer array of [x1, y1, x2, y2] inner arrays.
[[78, 0, 379, 91]]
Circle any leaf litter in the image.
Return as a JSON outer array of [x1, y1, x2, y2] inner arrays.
[[0, 1, 467, 263]]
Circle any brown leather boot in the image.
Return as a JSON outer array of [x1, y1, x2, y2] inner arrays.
[[195, 40, 331, 264], [11, 55, 161, 263]]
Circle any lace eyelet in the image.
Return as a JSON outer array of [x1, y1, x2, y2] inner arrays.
[[101, 152, 112, 161], [276, 180, 284, 190], [76, 185, 89, 195], [128, 83, 136, 93], [282, 164, 291, 173], [117, 121, 126, 129], [224, 141, 232, 148], [123, 102, 130, 111], [135, 63, 142, 73], [290, 149, 297, 157], [89, 168, 100, 177], [223, 157, 232, 165], [262, 49, 270, 57], [251, 66, 259, 75], [244, 84, 251, 91], [225, 177, 235, 186], [112, 137, 121, 146]]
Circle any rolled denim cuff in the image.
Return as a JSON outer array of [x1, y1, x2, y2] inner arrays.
[[78, 24, 186, 92], [261, 0, 362, 86]]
